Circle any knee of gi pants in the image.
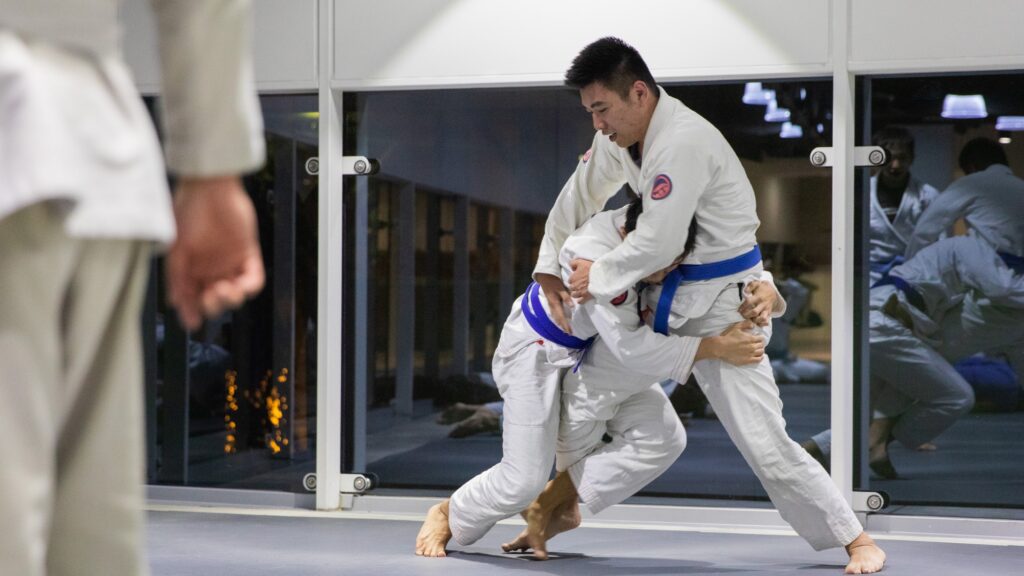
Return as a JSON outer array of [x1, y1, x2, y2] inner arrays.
[[948, 384, 976, 416], [668, 417, 687, 461]]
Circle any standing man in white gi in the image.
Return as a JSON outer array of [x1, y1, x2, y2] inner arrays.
[[867, 127, 940, 284], [533, 37, 885, 574], [0, 2, 265, 575]]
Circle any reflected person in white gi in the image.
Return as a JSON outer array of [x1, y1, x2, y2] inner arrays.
[[867, 126, 940, 284], [415, 198, 776, 558], [534, 37, 884, 574], [907, 137, 1024, 260], [0, 2, 266, 575], [807, 235, 1024, 478]]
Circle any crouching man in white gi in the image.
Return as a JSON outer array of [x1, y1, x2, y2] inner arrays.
[[500, 198, 785, 558], [533, 37, 883, 573], [806, 235, 1024, 477], [415, 199, 777, 558]]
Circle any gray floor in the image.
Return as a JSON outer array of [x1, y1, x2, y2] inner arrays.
[[147, 510, 1024, 576], [367, 385, 1024, 508]]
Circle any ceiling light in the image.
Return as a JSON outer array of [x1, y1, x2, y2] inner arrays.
[[999, 136, 1012, 145], [742, 82, 775, 105], [780, 122, 803, 139], [817, 123, 825, 134], [941, 94, 987, 119], [995, 116, 1024, 131], [764, 99, 791, 122]]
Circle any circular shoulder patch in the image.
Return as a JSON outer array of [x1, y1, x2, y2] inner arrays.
[[582, 148, 593, 163], [610, 291, 628, 306], [651, 174, 673, 200]]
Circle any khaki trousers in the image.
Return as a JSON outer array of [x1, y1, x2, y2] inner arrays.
[[0, 203, 152, 576]]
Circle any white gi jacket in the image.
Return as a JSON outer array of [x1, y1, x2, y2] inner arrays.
[[557, 207, 702, 388], [869, 174, 938, 280], [906, 165, 1024, 259], [877, 235, 1024, 344], [534, 87, 760, 303], [0, 0, 265, 245]]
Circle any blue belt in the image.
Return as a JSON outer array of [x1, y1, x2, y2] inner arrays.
[[520, 282, 593, 350], [870, 255, 905, 275], [874, 274, 926, 312], [999, 251, 1024, 274], [653, 245, 762, 335]]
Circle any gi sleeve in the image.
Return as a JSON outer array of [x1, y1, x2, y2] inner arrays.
[[583, 291, 701, 384], [906, 184, 973, 258], [950, 239, 1024, 308], [533, 132, 627, 278], [588, 139, 712, 301], [151, 0, 265, 177]]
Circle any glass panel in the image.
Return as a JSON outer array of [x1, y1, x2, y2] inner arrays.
[[346, 81, 834, 502], [854, 72, 1024, 512], [145, 95, 319, 492]]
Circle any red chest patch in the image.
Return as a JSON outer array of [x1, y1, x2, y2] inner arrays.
[[651, 174, 673, 200], [610, 291, 628, 306], [582, 148, 593, 163]]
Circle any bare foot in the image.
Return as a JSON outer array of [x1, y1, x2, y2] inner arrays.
[[868, 442, 898, 479], [845, 532, 886, 574], [437, 403, 479, 425], [449, 408, 501, 438], [500, 472, 577, 560], [415, 500, 452, 557], [501, 498, 581, 554]]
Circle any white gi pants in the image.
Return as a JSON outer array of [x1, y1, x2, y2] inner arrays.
[[447, 298, 572, 546], [677, 282, 862, 551], [869, 309, 975, 448], [0, 203, 152, 576], [557, 381, 686, 514]]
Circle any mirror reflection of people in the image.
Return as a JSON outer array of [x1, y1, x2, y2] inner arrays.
[[869, 127, 940, 284], [907, 137, 1024, 260], [806, 235, 1024, 478]]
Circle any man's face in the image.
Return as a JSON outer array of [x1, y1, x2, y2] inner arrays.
[[878, 141, 914, 188], [580, 81, 648, 148]]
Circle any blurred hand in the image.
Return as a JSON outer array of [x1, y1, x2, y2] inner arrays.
[[739, 280, 778, 327], [535, 273, 573, 333], [568, 258, 593, 302], [166, 176, 265, 331]]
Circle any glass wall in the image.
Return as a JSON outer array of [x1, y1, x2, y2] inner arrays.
[[344, 81, 837, 502], [849, 73, 1024, 512], [144, 95, 319, 492]]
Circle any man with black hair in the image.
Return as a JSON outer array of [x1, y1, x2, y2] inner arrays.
[[868, 127, 940, 284], [415, 198, 778, 558], [531, 36, 885, 573], [907, 137, 1024, 258]]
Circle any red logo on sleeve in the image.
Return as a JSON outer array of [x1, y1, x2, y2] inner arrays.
[[610, 291, 628, 306], [651, 174, 673, 200], [582, 148, 593, 163]]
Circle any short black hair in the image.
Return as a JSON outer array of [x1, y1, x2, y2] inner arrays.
[[565, 37, 658, 100], [872, 126, 915, 157], [623, 197, 697, 260], [958, 137, 1008, 173]]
